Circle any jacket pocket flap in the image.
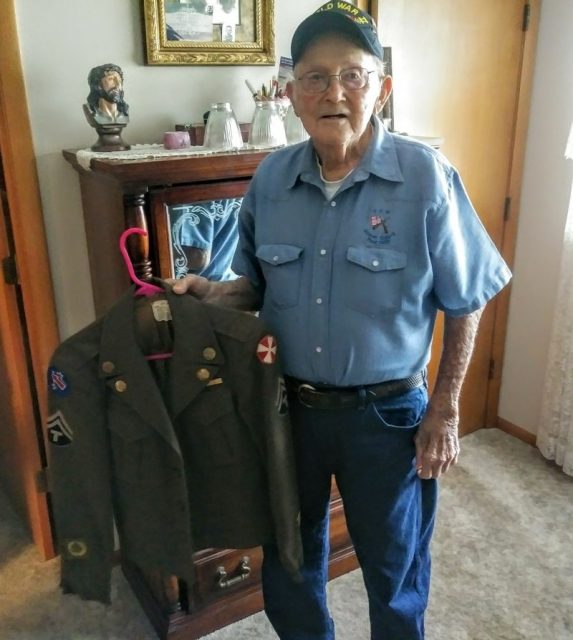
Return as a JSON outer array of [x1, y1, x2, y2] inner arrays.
[[256, 244, 303, 266], [346, 246, 407, 272]]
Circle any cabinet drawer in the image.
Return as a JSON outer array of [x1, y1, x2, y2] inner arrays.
[[190, 547, 263, 606]]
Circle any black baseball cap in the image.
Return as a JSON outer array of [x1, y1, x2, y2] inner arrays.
[[291, 2, 384, 66]]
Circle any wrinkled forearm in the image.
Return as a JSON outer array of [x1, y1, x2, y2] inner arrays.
[[414, 308, 484, 478], [429, 308, 484, 416]]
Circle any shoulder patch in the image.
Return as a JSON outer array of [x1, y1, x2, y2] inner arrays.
[[47, 410, 73, 446], [48, 367, 70, 397], [257, 335, 277, 364], [62, 539, 89, 559]]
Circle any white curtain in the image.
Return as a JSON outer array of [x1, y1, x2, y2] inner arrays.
[[536, 123, 573, 476]]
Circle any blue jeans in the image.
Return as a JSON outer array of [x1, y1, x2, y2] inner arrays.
[[262, 386, 438, 640]]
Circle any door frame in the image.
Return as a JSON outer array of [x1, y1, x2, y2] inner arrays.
[[0, 0, 60, 558]]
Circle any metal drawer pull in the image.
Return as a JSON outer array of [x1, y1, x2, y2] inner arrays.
[[215, 556, 251, 589]]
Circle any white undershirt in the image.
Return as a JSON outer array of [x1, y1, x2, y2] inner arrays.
[[317, 158, 354, 200]]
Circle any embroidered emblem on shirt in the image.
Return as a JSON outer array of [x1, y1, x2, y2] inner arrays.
[[276, 377, 289, 415], [364, 209, 395, 245], [47, 410, 73, 446], [257, 335, 277, 364], [48, 367, 70, 397]]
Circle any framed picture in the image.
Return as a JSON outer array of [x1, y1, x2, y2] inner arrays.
[[142, 0, 275, 65]]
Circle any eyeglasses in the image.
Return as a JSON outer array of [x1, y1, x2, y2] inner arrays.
[[296, 67, 377, 94]]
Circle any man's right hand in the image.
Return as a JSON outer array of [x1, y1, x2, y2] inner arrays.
[[166, 275, 261, 312], [168, 274, 211, 299]]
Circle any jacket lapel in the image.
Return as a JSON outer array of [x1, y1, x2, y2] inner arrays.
[[165, 290, 226, 419], [98, 288, 181, 454]]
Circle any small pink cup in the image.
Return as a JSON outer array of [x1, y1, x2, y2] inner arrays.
[[163, 131, 191, 149]]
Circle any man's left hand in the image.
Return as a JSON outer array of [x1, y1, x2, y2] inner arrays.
[[413, 309, 484, 480], [413, 401, 460, 479]]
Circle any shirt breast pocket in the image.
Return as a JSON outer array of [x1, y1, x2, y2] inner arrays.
[[256, 243, 304, 309], [345, 246, 406, 316]]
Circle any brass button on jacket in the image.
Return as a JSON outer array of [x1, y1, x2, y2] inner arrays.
[[196, 368, 211, 381], [202, 347, 217, 361], [114, 380, 127, 393]]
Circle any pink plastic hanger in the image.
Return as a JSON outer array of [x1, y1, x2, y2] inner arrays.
[[119, 228, 164, 296], [119, 228, 172, 360]]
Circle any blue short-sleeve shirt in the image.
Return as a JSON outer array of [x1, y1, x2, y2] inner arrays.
[[232, 118, 511, 386], [173, 198, 240, 281]]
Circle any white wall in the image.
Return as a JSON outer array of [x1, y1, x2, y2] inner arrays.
[[498, 0, 573, 434], [14, 0, 322, 338], [14, 1, 572, 435]]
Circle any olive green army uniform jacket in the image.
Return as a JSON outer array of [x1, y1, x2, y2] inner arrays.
[[46, 286, 302, 603]]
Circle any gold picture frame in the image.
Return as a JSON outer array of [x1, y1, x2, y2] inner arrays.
[[142, 0, 275, 66]]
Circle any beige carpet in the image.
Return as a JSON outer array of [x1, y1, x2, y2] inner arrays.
[[0, 428, 572, 639]]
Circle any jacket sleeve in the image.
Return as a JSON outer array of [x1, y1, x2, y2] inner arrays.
[[46, 340, 115, 603], [239, 328, 303, 581]]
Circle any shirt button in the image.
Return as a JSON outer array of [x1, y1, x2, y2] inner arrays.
[[330, 201, 337, 207], [372, 260, 379, 267], [115, 380, 127, 393], [316, 298, 322, 304], [320, 249, 326, 256], [315, 346, 322, 353], [273, 255, 279, 262], [196, 368, 211, 381]]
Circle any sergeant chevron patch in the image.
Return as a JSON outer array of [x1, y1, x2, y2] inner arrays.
[[47, 410, 73, 446]]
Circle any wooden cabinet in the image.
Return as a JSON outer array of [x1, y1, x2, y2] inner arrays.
[[63, 148, 358, 640], [62, 149, 271, 316]]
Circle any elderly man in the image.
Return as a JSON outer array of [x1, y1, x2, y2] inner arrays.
[[173, 3, 511, 638]]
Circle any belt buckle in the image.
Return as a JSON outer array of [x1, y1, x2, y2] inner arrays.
[[297, 383, 319, 409]]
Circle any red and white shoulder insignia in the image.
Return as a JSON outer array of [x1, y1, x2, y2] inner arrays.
[[256, 334, 277, 364]]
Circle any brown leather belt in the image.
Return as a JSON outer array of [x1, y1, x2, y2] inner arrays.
[[285, 372, 425, 410]]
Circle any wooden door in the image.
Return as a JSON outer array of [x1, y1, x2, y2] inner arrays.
[[0, 175, 53, 557], [0, 0, 60, 558], [378, 0, 535, 433]]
